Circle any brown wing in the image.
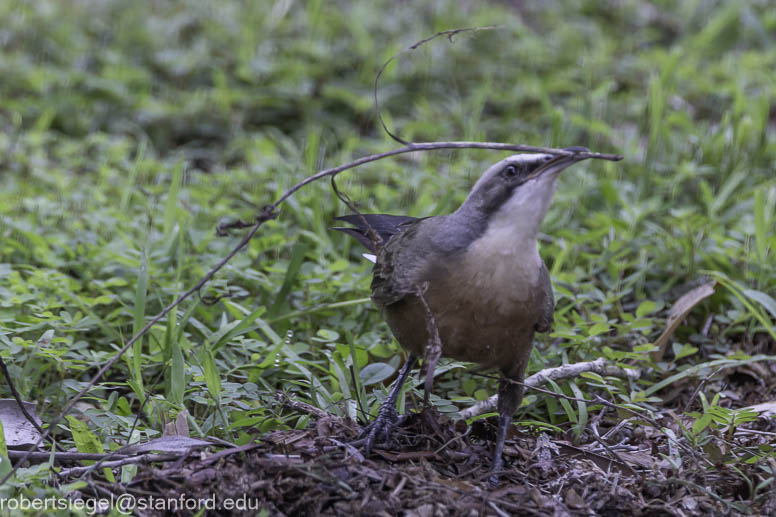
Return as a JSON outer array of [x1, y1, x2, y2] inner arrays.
[[370, 220, 428, 308]]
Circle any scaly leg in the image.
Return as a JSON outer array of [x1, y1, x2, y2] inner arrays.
[[361, 355, 417, 455], [488, 373, 524, 487]]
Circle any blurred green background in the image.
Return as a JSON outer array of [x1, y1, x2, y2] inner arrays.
[[0, 0, 774, 494]]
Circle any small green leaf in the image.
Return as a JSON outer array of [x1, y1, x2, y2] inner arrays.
[[359, 362, 396, 386], [328, 258, 350, 272], [633, 343, 658, 353], [312, 329, 339, 342], [169, 336, 185, 406], [582, 372, 606, 383], [588, 322, 609, 336], [636, 300, 658, 318], [674, 343, 698, 360], [474, 389, 490, 401], [202, 349, 221, 401]]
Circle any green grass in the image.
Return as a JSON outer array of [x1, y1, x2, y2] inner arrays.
[[0, 0, 775, 509]]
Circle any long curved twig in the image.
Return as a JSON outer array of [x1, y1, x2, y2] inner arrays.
[[374, 27, 500, 145]]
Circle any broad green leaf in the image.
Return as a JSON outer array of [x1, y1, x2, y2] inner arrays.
[[66, 416, 115, 482], [588, 322, 609, 336]]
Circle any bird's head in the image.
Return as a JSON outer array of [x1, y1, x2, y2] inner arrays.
[[457, 147, 590, 239]]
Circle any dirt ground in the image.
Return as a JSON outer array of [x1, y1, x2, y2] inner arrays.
[[133, 366, 776, 517]]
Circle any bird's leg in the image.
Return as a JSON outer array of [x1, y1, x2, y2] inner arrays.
[[361, 355, 418, 455], [488, 373, 524, 487]]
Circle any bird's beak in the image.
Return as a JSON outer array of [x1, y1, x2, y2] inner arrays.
[[526, 146, 591, 182]]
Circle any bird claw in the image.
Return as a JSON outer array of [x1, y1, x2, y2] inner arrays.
[[360, 404, 399, 455], [487, 458, 503, 488]]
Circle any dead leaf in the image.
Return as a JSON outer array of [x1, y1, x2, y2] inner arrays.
[[163, 410, 190, 437], [745, 401, 776, 417], [565, 487, 586, 509], [652, 280, 716, 361]]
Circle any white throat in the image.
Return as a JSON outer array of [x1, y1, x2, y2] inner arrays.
[[456, 174, 558, 305], [486, 173, 559, 244]]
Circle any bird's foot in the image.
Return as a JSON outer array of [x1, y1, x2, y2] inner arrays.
[[487, 409, 513, 488], [487, 455, 504, 488], [351, 355, 417, 456], [359, 403, 399, 455]]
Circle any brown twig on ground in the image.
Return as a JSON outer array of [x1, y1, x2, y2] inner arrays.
[[57, 453, 183, 478], [195, 442, 262, 467], [458, 358, 640, 419], [6, 450, 130, 462], [464, 364, 717, 473], [277, 391, 330, 420]]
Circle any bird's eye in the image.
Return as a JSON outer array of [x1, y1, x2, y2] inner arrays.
[[504, 165, 518, 177]]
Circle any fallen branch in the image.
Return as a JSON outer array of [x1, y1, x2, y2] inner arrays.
[[6, 450, 129, 462], [458, 358, 640, 419], [57, 453, 182, 478], [277, 392, 330, 419]]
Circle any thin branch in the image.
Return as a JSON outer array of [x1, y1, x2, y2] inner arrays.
[[6, 450, 130, 462], [195, 442, 261, 467], [57, 453, 182, 478], [330, 174, 384, 251], [277, 391, 330, 420], [458, 358, 640, 419], [374, 27, 500, 145], [277, 141, 622, 207]]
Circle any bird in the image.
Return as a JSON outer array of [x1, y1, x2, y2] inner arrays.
[[333, 147, 591, 485]]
